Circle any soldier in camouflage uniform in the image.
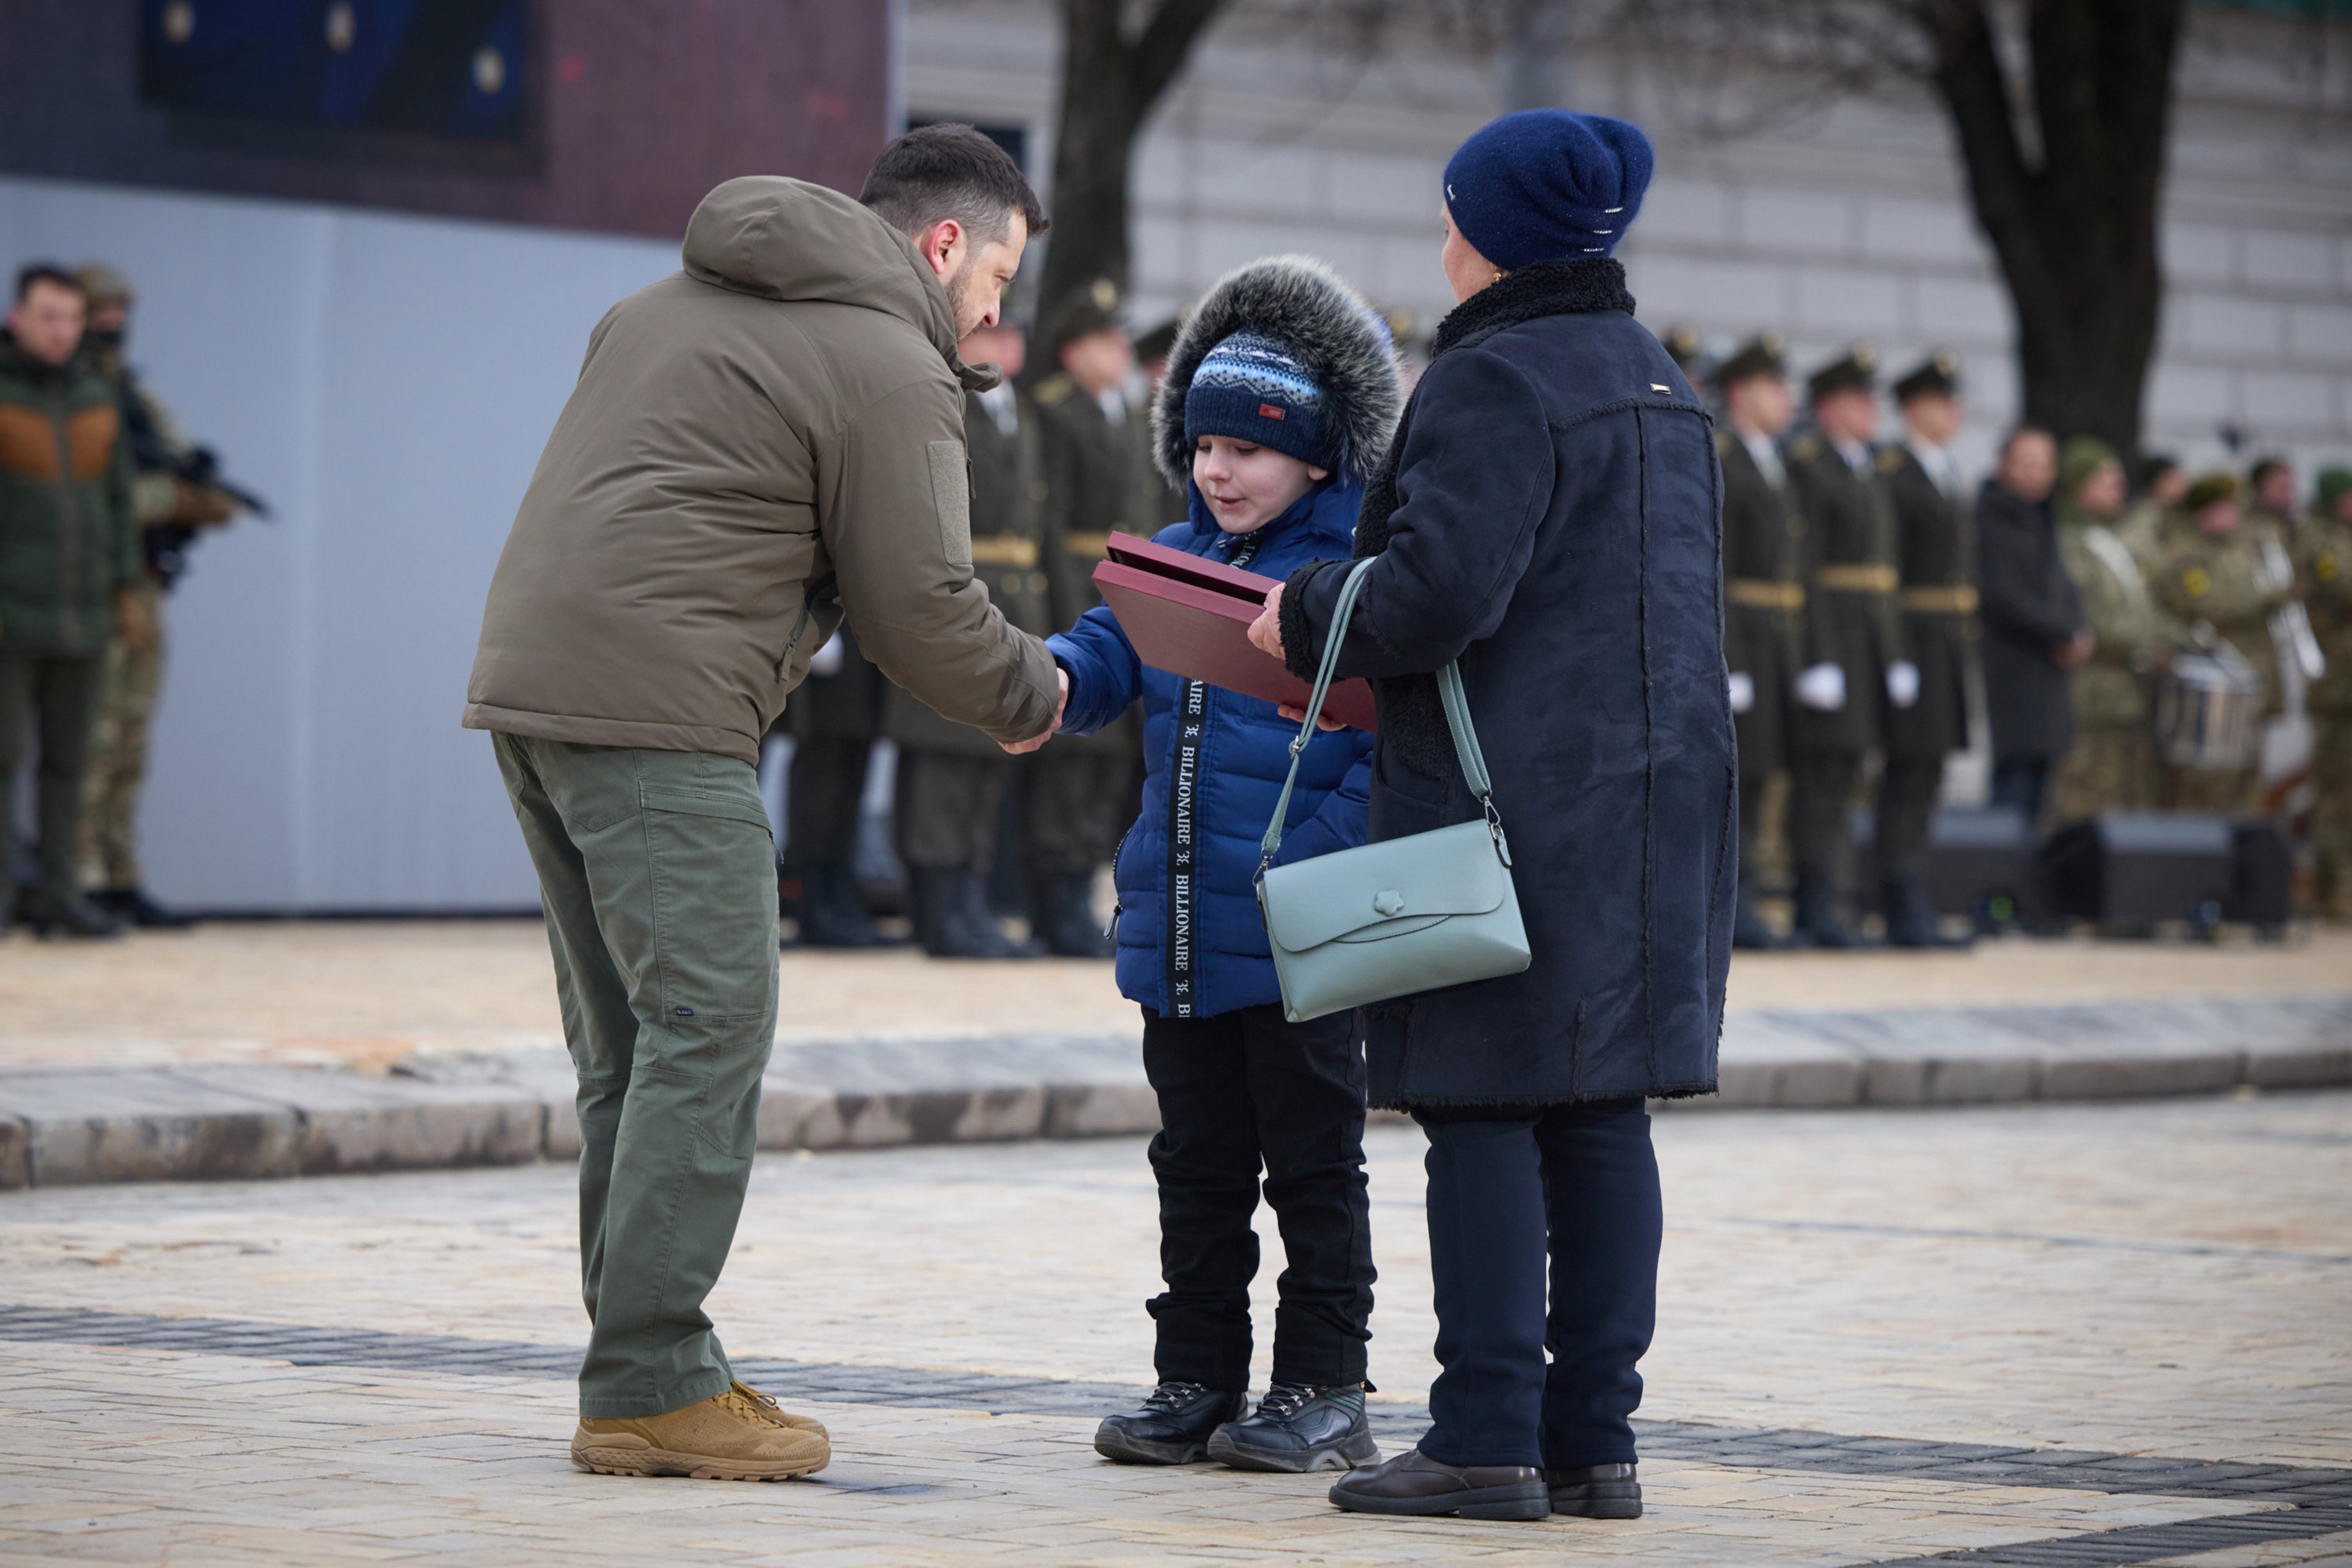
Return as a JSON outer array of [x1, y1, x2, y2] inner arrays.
[[883, 319, 1051, 958], [1785, 345, 1901, 947], [1025, 279, 1162, 957], [2150, 474, 2293, 816], [2121, 453, 2186, 559], [2050, 437, 2174, 825], [2298, 467, 2352, 920], [1877, 352, 1976, 947], [1713, 334, 1805, 948], [2246, 454, 2298, 553], [72, 263, 240, 929]]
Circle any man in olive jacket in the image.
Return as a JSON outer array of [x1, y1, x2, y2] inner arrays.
[[1, 265, 142, 938], [463, 127, 1063, 1480]]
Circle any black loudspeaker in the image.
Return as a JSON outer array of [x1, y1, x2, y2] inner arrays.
[[1850, 805, 2039, 917], [2035, 813, 2236, 924], [2226, 822, 2294, 926]]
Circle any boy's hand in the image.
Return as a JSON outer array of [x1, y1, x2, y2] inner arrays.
[[1247, 583, 1285, 659], [1001, 668, 1068, 754]]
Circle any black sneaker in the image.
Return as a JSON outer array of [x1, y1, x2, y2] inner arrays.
[[1207, 1382, 1380, 1473], [1093, 1381, 1247, 1465], [1546, 1460, 1642, 1517]]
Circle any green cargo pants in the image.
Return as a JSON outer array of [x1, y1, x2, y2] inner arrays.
[[492, 733, 778, 1419]]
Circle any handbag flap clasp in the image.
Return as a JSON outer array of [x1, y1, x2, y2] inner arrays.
[[1262, 820, 1511, 952]]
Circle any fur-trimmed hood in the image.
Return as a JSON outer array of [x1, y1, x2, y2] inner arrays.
[[1149, 255, 1402, 491]]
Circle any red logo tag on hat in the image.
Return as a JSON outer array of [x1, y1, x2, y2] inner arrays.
[[1258, 403, 1285, 420]]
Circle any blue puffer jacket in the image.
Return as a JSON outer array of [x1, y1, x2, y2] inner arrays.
[[1049, 480, 1375, 1019]]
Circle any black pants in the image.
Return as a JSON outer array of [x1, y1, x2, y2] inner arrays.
[[1789, 749, 1861, 894], [1876, 753, 1945, 881], [893, 750, 1007, 871], [1991, 755, 2051, 829], [1413, 1099, 1660, 1470], [786, 735, 868, 870], [1141, 1002, 1374, 1392]]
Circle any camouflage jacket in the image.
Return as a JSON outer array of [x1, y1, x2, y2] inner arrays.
[[2058, 503, 2174, 729], [2299, 511, 2352, 716]]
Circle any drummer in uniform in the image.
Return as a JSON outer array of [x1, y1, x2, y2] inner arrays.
[[1876, 351, 1975, 948], [2050, 437, 2176, 824], [1026, 279, 1162, 956], [1714, 334, 1806, 948], [2298, 468, 2352, 920], [884, 313, 1051, 958], [2151, 473, 2293, 814], [1786, 344, 1901, 947]]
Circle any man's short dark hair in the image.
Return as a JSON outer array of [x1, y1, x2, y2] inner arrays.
[[2249, 454, 2290, 487], [14, 263, 82, 305], [2000, 424, 2053, 457], [860, 123, 1048, 248]]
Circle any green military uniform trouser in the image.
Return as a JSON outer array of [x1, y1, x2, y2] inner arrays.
[[895, 749, 1008, 871], [1027, 750, 1138, 877], [2311, 716, 2352, 923], [80, 580, 166, 891], [0, 651, 107, 912], [492, 732, 778, 1419]]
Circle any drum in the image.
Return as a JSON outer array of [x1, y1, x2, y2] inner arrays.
[[2153, 647, 2264, 770]]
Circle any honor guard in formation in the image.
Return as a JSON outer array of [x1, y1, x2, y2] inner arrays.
[[1785, 344, 1903, 947], [883, 315, 1052, 958], [74, 262, 249, 931], [2150, 473, 2293, 815], [1025, 278, 1162, 957], [783, 628, 891, 948], [1713, 334, 1807, 948], [2301, 469, 2352, 921], [2051, 438, 2176, 824], [1877, 352, 1975, 947]]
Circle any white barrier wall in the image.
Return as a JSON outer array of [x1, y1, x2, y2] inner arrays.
[[1, 175, 679, 911]]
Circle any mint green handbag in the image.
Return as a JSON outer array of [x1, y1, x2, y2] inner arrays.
[[1255, 557, 1531, 1024]]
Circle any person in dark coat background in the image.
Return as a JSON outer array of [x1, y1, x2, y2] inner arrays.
[[1976, 426, 2087, 828], [1253, 109, 1733, 1526]]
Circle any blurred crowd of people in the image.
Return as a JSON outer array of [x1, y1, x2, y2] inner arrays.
[[1, 260, 253, 939], [1665, 327, 2350, 946]]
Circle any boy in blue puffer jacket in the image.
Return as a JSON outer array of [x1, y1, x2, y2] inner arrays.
[[1020, 256, 1401, 1475]]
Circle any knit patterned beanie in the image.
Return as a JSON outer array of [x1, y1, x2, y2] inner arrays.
[[1183, 331, 1334, 472], [1443, 109, 1654, 270]]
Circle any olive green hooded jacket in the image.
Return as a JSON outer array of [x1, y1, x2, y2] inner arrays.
[[0, 333, 136, 654], [465, 177, 1058, 764]]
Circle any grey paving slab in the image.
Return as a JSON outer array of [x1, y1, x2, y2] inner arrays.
[[2, 995, 2346, 1188]]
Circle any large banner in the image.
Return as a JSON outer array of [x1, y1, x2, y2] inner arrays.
[[0, 0, 889, 238]]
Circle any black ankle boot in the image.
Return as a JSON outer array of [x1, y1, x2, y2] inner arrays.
[[1094, 1381, 1247, 1465], [22, 893, 126, 939], [1793, 875, 1872, 948], [1207, 1382, 1379, 1473], [1035, 872, 1113, 958], [1731, 879, 1793, 950], [1545, 1460, 1642, 1518], [1882, 874, 1971, 949], [94, 886, 196, 930], [798, 862, 890, 948]]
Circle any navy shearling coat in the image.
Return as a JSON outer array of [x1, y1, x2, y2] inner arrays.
[[1280, 259, 1734, 1108], [1050, 482, 1375, 1019]]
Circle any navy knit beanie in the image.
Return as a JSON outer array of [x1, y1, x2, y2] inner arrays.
[[1443, 110, 1655, 270], [1184, 331, 1334, 472]]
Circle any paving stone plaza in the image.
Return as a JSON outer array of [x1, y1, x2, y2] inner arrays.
[[1, 925, 2347, 1564]]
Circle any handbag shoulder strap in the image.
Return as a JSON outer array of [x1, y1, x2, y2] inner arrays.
[[1259, 559, 1507, 872]]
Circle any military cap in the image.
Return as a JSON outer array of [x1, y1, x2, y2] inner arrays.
[[2183, 471, 2240, 511], [1661, 322, 1706, 377], [2059, 435, 2119, 497], [1133, 315, 1184, 364], [1892, 348, 1962, 403], [2316, 466, 2351, 511], [1807, 342, 1877, 401], [72, 260, 135, 309], [1040, 276, 1125, 355], [1715, 332, 1786, 387]]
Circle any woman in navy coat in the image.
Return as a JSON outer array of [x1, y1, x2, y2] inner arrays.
[[1255, 111, 1735, 1523]]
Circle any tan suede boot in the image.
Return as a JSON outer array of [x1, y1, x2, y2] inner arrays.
[[571, 1380, 830, 1480]]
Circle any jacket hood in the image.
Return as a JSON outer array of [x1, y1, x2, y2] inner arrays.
[[1151, 255, 1401, 490], [681, 176, 1000, 390]]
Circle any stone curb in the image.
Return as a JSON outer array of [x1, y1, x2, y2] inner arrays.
[[0, 994, 2344, 1189]]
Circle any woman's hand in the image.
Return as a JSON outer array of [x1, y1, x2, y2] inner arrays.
[[1278, 703, 1348, 733], [1248, 583, 1286, 659]]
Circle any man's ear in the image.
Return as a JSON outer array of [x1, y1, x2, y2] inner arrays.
[[917, 219, 965, 279]]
